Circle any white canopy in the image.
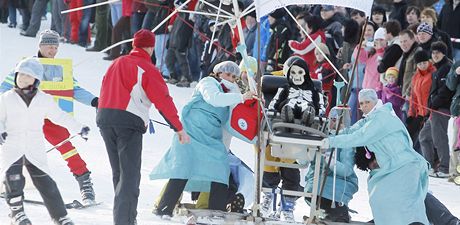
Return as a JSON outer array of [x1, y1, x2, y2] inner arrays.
[[255, 0, 374, 21]]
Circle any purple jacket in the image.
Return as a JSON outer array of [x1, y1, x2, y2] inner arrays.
[[381, 83, 405, 120]]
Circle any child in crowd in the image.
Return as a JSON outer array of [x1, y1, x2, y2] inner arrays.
[[311, 42, 335, 115], [381, 67, 405, 120]]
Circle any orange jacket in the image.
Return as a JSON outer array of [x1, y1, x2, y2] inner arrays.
[[408, 63, 436, 117]]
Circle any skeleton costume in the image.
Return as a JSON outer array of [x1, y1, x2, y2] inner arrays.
[[270, 58, 324, 125]]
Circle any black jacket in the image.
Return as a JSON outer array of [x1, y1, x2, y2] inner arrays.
[[389, 0, 408, 29], [377, 40, 403, 73], [267, 19, 292, 70], [438, 2, 460, 49], [433, 27, 454, 60], [429, 57, 454, 110]]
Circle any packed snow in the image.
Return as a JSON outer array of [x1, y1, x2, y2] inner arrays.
[[0, 19, 459, 225]]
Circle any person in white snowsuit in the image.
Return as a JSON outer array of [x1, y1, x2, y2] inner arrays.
[[0, 58, 89, 225]]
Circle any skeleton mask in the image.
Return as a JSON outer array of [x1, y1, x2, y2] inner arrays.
[[289, 65, 306, 86]]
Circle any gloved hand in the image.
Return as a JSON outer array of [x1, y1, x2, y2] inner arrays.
[[91, 97, 99, 109], [0, 132, 7, 145], [80, 126, 90, 140]]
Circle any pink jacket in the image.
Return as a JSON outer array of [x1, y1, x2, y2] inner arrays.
[[363, 48, 384, 91]]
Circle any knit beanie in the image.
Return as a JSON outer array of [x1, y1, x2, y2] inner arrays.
[[416, 22, 433, 36], [374, 27, 386, 40], [132, 29, 155, 48], [38, 29, 60, 46], [385, 67, 399, 79], [431, 41, 448, 55], [414, 50, 430, 64]]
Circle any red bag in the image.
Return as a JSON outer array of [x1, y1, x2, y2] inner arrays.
[[230, 99, 263, 142]]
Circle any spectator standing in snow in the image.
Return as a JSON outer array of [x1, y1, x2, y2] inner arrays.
[[97, 29, 189, 225]]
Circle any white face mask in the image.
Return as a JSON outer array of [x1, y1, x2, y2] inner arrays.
[[221, 78, 240, 93], [290, 65, 306, 86]]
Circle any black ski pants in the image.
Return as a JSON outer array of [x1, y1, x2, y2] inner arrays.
[[156, 179, 228, 216], [100, 127, 143, 225], [4, 156, 67, 220]]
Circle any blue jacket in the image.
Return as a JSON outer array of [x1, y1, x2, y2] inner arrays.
[[0, 70, 96, 106], [252, 16, 270, 62], [304, 147, 358, 206], [150, 77, 243, 192], [329, 103, 429, 225]]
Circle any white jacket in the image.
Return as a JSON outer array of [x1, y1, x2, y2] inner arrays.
[[0, 90, 84, 181]]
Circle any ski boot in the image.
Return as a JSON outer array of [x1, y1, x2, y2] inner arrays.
[[8, 196, 32, 225], [280, 196, 296, 222], [260, 192, 274, 216], [75, 171, 96, 205], [53, 216, 74, 225]]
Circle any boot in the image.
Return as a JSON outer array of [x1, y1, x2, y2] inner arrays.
[[166, 78, 179, 84], [301, 106, 316, 127], [280, 196, 296, 222], [176, 78, 191, 88], [325, 204, 351, 223], [53, 216, 75, 225], [280, 105, 294, 123], [260, 192, 274, 216], [8, 196, 32, 225], [75, 171, 96, 205], [228, 193, 245, 213]]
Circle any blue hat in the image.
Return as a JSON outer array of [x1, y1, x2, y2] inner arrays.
[[417, 22, 433, 36]]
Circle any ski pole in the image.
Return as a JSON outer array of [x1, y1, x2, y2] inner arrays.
[[46, 134, 81, 153]]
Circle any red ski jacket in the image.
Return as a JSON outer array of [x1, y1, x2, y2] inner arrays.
[[97, 48, 183, 133]]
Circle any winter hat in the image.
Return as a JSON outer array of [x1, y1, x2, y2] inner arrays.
[[14, 57, 44, 81], [314, 42, 330, 57], [414, 50, 430, 64], [214, 61, 241, 77], [358, 89, 378, 104], [239, 56, 258, 74], [321, 5, 334, 11], [385, 67, 399, 79], [132, 29, 155, 48], [38, 29, 60, 46], [431, 41, 447, 55], [416, 22, 433, 36], [374, 27, 386, 40], [269, 8, 285, 19]]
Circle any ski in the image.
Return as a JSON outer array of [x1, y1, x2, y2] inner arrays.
[[0, 193, 101, 210], [65, 200, 103, 209]]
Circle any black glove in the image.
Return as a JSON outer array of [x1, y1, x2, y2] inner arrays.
[[80, 126, 90, 140], [0, 132, 7, 145], [91, 97, 99, 108]]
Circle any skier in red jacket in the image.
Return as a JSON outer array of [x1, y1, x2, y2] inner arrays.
[[97, 29, 190, 225]]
